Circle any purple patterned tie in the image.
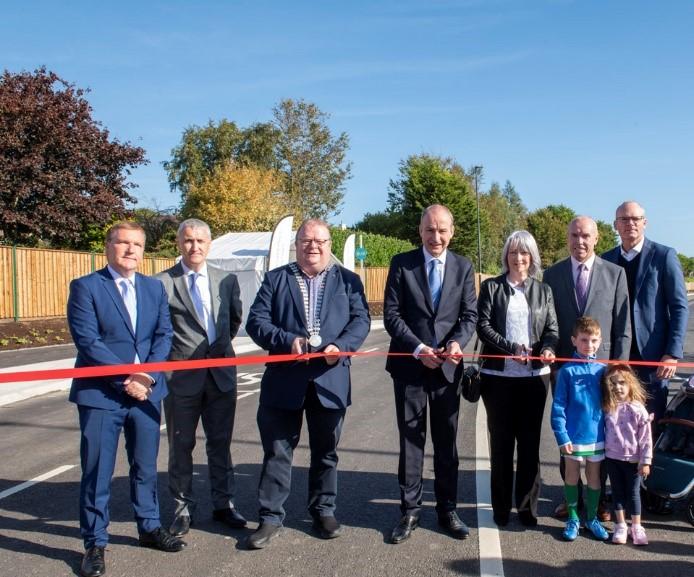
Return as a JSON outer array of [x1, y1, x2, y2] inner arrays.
[[576, 264, 589, 313]]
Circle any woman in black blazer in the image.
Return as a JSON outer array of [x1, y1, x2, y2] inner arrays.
[[477, 230, 558, 527]]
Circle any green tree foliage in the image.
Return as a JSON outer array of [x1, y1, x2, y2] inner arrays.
[[330, 227, 415, 268], [164, 118, 279, 214], [677, 253, 694, 278], [353, 210, 407, 239], [0, 67, 147, 249], [480, 180, 528, 274], [386, 154, 480, 263], [527, 204, 575, 268], [131, 207, 180, 256], [595, 220, 618, 255], [273, 98, 351, 220]]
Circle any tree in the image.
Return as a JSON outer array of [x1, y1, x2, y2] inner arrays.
[[185, 162, 286, 235], [527, 204, 575, 268], [353, 210, 408, 240], [131, 206, 180, 256], [595, 220, 618, 255], [480, 180, 528, 274], [0, 67, 147, 248], [387, 154, 480, 262], [273, 98, 351, 220], [163, 119, 279, 211]]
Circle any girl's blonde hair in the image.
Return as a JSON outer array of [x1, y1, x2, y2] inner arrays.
[[601, 364, 648, 412]]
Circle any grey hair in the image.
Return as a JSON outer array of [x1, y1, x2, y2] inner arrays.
[[177, 218, 211, 239], [501, 230, 542, 278], [296, 218, 331, 240]]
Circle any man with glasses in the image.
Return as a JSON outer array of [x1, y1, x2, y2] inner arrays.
[[245, 219, 370, 549], [602, 201, 689, 424]]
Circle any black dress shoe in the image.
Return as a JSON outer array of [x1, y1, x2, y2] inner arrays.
[[169, 514, 192, 537], [245, 523, 282, 550], [138, 527, 186, 552], [213, 507, 247, 528], [438, 511, 469, 539], [518, 510, 537, 527], [390, 514, 419, 544], [80, 546, 105, 577], [493, 512, 510, 527], [312, 515, 343, 539]]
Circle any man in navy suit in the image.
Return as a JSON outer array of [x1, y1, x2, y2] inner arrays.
[[244, 219, 370, 549], [602, 201, 689, 423], [68, 222, 185, 577], [384, 204, 478, 544]]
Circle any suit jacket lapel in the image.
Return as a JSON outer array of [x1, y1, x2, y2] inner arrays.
[[99, 268, 136, 337], [208, 266, 220, 325], [415, 251, 435, 313], [288, 267, 309, 330], [439, 252, 457, 311], [172, 263, 207, 332], [635, 238, 653, 298], [320, 266, 338, 324], [561, 259, 580, 315]]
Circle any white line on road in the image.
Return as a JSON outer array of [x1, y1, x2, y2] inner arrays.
[[361, 347, 380, 353], [475, 402, 505, 577], [0, 465, 76, 501]]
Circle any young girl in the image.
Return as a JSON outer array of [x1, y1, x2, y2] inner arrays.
[[602, 364, 653, 545]]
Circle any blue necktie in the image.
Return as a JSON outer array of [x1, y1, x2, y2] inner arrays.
[[189, 272, 207, 324], [428, 259, 442, 309], [119, 278, 137, 330]]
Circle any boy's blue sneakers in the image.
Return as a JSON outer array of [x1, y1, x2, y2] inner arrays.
[[585, 517, 609, 540], [563, 518, 580, 541]]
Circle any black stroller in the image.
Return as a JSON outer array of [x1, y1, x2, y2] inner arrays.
[[642, 376, 694, 525]]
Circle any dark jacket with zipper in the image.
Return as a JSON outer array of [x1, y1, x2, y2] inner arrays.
[[477, 274, 559, 372]]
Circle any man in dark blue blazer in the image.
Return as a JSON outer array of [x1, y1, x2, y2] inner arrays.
[[245, 219, 370, 549], [67, 222, 184, 577], [384, 205, 478, 544], [602, 201, 689, 422]]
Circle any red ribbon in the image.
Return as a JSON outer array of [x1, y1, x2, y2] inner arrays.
[[0, 351, 691, 384]]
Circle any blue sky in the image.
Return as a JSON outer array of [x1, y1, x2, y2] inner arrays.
[[3, 1, 693, 255]]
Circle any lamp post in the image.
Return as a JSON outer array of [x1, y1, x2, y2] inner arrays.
[[472, 165, 483, 274]]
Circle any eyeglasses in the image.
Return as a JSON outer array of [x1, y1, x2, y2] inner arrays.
[[616, 216, 645, 224], [298, 238, 331, 247]]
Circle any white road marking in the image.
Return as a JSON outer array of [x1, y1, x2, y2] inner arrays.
[[476, 401, 505, 577], [0, 465, 76, 501], [361, 347, 380, 353]]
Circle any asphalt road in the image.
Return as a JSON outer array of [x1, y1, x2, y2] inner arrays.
[[1, 310, 693, 577]]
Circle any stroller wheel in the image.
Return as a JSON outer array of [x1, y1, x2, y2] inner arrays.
[[687, 494, 694, 527]]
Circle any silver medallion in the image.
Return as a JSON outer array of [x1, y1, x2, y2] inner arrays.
[[308, 334, 322, 348]]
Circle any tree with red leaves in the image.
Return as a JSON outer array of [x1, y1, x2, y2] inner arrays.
[[0, 67, 147, 248]]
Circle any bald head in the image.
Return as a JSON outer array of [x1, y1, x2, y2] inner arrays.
[[568, 216, 598, 263], [614, 201, 647, 250]]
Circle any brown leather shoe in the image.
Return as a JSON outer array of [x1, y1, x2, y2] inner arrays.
[[597, 502, 611, 522], [553, 502, 569, 519]]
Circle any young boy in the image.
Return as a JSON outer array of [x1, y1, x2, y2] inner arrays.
[[551, 316, 609, 541]]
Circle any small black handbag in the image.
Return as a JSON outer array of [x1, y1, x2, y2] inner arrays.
[[461, 338, 483, 403]]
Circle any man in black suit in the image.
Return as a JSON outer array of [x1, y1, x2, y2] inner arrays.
[[384, 204, 478, 544], [156, 219, 246, 537]]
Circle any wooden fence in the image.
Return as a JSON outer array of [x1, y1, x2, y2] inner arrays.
[[2, 245, 691, 322], [0, 245, 175, 321]]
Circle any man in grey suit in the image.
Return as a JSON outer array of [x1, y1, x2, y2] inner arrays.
[[543, 215, 632, 520], [602, 201, 689, 423], [156, 218, 246, 537], [384, 204, 478, 544]]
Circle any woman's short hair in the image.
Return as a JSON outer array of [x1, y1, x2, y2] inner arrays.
[[500, 230, 542, 278]]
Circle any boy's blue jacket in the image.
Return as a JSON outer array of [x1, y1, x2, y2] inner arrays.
[[551, 354, 606, 452]]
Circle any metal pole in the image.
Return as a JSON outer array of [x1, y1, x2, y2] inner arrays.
[[473, 166, 483, 274]]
